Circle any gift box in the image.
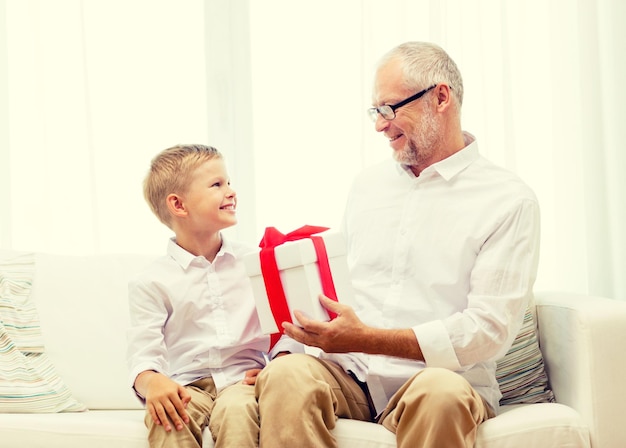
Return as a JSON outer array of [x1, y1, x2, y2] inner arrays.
[[243, 227, 355, 335]]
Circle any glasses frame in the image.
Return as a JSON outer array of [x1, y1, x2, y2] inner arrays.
[[368, 84, 437, 122]]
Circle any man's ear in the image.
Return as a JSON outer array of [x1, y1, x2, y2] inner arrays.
[[166, 193, 187, 218], [436, 84, 453, 110]]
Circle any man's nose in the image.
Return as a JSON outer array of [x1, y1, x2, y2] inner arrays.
[[374, 114, 390, 133]]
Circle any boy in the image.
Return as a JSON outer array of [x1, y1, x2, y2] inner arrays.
[[127, 144, 302, 448]]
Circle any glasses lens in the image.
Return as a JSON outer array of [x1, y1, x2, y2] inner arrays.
[[367, 106, 395, 122], [379, 106, 394, 120]]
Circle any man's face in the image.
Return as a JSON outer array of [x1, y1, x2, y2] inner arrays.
[[372, 60, 442, 167]]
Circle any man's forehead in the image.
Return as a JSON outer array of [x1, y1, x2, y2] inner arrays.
[[372, 62, 407, 104]]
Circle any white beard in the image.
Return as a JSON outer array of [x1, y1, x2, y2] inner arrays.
[[393, 106, 442, 167]]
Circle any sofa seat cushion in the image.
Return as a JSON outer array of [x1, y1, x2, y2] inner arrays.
[[476, 403, 590, 448], [0, 403, 588, 448], [328, 404, 589, 448], [0, 410, 149, 448], [203, 403, 588, 448]]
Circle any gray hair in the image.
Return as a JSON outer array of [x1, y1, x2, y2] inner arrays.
[[378, 42, 464, 107]]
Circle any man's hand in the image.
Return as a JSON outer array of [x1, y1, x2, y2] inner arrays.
[[283, 294, 424, 360], [138, 371, 191, 432], [282, 294, 368, 353]]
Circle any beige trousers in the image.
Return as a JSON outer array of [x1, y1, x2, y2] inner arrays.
[[145, 377, 259, 448], [255, 354, 493, 448]]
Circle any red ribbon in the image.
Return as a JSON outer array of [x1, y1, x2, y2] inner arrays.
[[258, 225, 339, 349]]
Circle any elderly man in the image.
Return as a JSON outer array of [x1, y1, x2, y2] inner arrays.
[[256, 41, 540, 448]]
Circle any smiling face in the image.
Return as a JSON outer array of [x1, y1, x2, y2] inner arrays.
[[372, 58, 444, 170], [177, 157, 237, 236]]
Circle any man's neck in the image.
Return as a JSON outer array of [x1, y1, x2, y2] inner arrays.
[[408, 130, 466, 177]]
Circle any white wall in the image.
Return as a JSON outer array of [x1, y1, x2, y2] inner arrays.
[[1, 0, 624, 298]]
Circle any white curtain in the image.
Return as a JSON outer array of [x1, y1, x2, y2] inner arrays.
[[1, 0, 624, 300]]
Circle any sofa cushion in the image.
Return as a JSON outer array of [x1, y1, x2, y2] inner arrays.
[[30, 252, 157, 410], [0, 252, 86, 413], [0, 410, 149, 448], [0, 404, 589, 448], [476, 403, 589, 448], [496, 307, 555, 405], [198, 403, 588, 448]]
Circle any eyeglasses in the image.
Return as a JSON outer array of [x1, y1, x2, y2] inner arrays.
[[367, 84, 437, 122]]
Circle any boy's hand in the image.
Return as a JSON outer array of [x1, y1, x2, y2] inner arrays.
[[141, 372, 191, 432], [242, 368, 262, 385]]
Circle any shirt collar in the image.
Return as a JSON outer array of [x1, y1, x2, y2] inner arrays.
[[166, 233, 235, 269], [398, 131, 479, 181]]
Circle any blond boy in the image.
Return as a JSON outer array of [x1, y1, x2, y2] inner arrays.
[[127, 144, 301, 448]]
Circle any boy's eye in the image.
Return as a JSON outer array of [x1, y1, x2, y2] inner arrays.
[[210, 179, 230, 188]]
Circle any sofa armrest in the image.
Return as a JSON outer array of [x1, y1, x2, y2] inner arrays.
[[534, 291, 626, 448]]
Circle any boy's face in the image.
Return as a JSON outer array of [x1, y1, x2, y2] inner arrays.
[[181, 158, 237, 233]]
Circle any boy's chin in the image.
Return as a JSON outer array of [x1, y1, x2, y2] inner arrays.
[[220, 218, 237, 230]]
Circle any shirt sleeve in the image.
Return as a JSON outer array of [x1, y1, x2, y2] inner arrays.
[[126, 277, 170, 389], [418, 198, 540, 368], [412, 320, 461, 370], [268, 334, 306, 359]]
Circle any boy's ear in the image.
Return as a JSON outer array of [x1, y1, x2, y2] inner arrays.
[[166, 193, 187, 218]]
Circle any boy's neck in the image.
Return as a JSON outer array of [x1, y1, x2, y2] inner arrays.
[[175, 231, 223, 263]]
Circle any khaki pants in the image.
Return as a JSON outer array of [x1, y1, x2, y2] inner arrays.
[[255, 354, 493, 448], [145, 377, 259, 448]]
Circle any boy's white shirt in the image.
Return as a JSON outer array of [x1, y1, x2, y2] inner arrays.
[[126, 235, 303, 395]]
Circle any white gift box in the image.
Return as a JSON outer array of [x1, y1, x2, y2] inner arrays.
[[243, 231, 355, 334]]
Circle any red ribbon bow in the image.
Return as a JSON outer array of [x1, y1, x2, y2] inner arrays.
[[258, 225, 339, 349]]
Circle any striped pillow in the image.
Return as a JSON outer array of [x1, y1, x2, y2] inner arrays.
[[0, 253, 86, 412], [496, 307, 555, 405]]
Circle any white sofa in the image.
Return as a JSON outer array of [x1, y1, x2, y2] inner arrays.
[[1, 250, 625, 448]]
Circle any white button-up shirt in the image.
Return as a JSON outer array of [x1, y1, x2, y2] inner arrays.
[[126, 236, 302, 394], [323, 133, 540, 414]]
